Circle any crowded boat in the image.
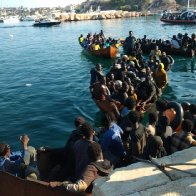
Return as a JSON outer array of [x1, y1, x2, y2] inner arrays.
[[0, 30, 196, 195], [79, 31, 120, 58], [123, 31, 196, 57], [160, 9, 196, 24]]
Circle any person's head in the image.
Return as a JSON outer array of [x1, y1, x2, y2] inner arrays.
[[0, 143, 10, 157], [182, 119, 194, 133], [74, 116, 85, 128], [122, 82, 129, 92], [146, 135, 164, 158], [129, 31, 133, 36], [125, 98, 136, 110], [88, 142, 103, 162], [148, 112, 158, 125], [156, 100, 167, 112], [181, 102, 190, 112], [155, 45, 159, 50], [158, 116, 169, 127], [158, 63, 164, 70], [191, 33, 196, 39], [173, 35, 176, 39], [80, 122, 95, 140], [128, 111, 140, 126], [189, 104, 196, 115], [162, 51, 166, 56], [96, 64, 102, 71]]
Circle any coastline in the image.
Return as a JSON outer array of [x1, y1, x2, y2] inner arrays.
[[58, 11, 152, 22]]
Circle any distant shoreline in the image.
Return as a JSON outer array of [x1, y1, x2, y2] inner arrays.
[[58, 11, 153, 22]]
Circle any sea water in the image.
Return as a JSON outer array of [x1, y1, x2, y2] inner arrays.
[[0, 17, 195, 150]]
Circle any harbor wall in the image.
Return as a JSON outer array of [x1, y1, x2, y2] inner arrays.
[[58, 11, 149, 22], [93, 147, 196, 196]]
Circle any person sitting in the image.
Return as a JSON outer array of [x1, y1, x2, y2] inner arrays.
[[171, 119, 196, 154], [93, 41, 100, 51], [120, 98, 136, 118], [171, 35, 181, 49], [91, 76, 121, 119], [78, 34, 84, 44], [128, 111, 146, 162], [0, 135, 38, 179], [156, 116, 173, 155], [149, 45, 162, 61], [49, 142, 112, 194], [137, 75, 157, 110], [142, 135, 167, 160], [73, 122, 96, 180], [160, 51, 172, 71], [153, 62, 168, 89], [146, 112, 158, 137], [90, 63, 105, 86], [101, 113, 126, 168]]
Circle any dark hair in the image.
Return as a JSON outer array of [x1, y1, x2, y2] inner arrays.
[[125, 98, 136, 110], [156, 100, 167, 112], [148, 112, 158, 124], [80, 122, 94, 139], [128, 111, 140, 124], [182, 119, 194, 132], [189, 104, 196, 115], [0, 143, 10, 156], [74, 116, 85, 127], [159, 116, 169, 127], [88, 142, 102, 162]]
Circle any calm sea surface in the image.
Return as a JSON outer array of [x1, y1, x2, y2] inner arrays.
[[0, 16, 195, 150]]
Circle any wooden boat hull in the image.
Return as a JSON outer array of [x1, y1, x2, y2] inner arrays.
[[0, 171, 82, 196], [160, 18, 196, 25], [81, 45, 118, 58]]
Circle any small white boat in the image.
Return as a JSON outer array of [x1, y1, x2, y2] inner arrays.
[[33, 18, 61, 27], [3, 16, 20, 23]]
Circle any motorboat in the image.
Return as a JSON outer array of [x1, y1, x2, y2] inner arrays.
[[33, 18, 61, 27]]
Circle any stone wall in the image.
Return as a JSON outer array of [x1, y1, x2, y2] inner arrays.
[[93, 147, 196, 196], [59, 11, 146, 22]]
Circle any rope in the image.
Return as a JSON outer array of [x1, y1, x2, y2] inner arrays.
[[133, 156, 196, 181]]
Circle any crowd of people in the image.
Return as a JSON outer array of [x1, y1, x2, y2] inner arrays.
[[0, 30, 196, 194], [79, 30, 120, 51], [139, 32, 196, 55], [161, 10, 196, 21]]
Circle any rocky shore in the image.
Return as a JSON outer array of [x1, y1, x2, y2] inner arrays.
[[59, 10, 150, 22]]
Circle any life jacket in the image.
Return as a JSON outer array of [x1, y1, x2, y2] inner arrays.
[[79, 37, 84, 43], [94, 44, 100, 50]]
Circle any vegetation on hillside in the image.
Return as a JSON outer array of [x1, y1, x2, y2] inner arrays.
[[78, 0, 195, 13]]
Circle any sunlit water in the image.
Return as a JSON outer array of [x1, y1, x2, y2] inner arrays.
[[0, 17, 195, 150]]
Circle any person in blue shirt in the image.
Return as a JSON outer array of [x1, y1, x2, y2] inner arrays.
[[101, 113, 126, 168], [0, 135, 38, 179]]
